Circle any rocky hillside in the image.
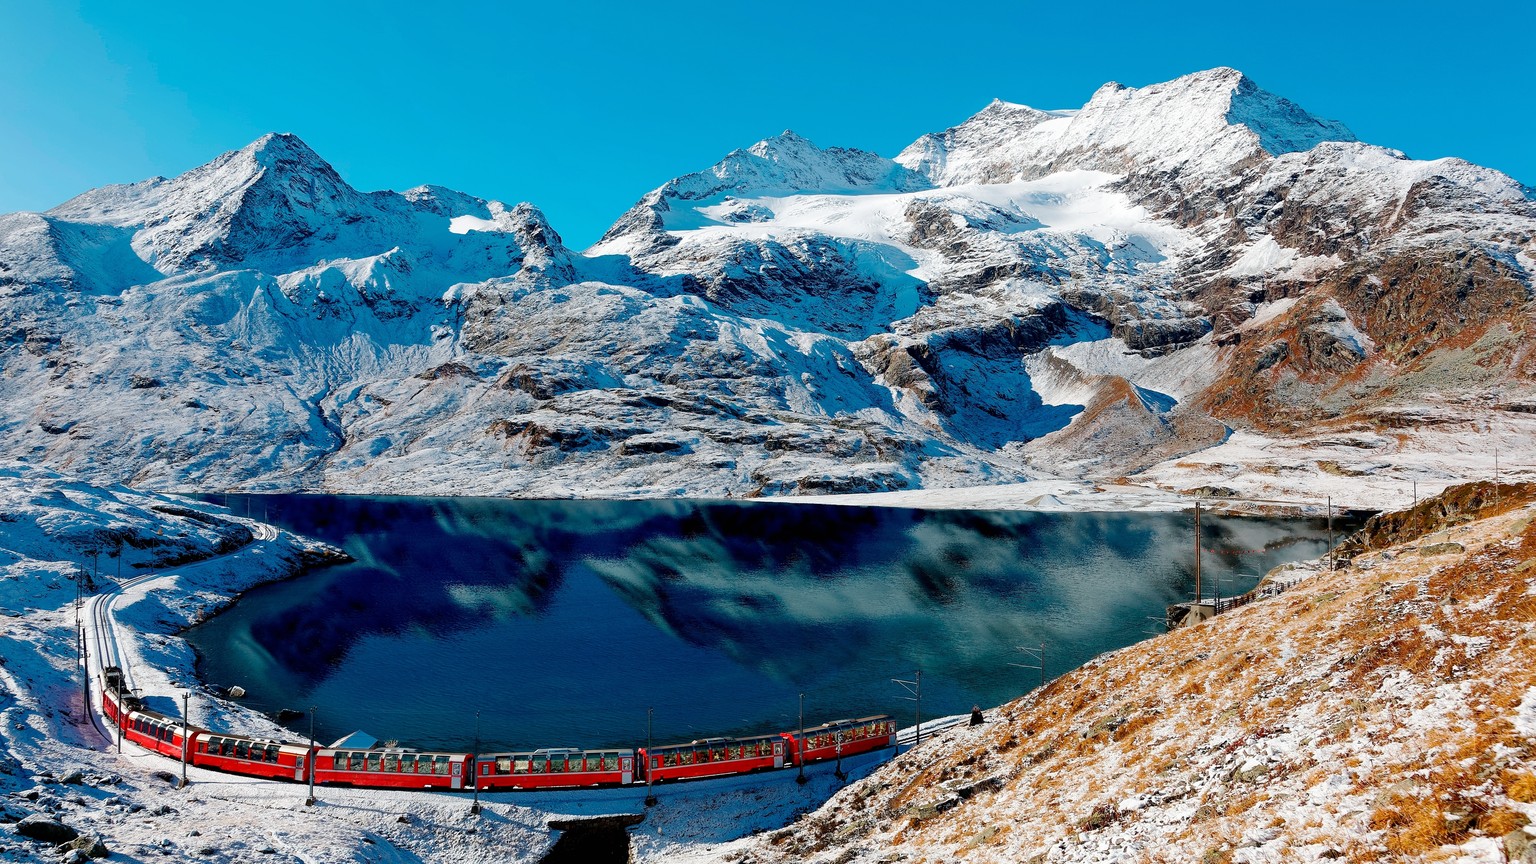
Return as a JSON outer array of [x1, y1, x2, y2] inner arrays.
[[1, 68, 1531, 498], [724, 481, 1536, 864]]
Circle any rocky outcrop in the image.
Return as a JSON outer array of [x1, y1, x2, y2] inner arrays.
[[0, 68, 1530, 496]]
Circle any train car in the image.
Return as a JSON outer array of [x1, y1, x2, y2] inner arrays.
[[122, 708, 201, 761], [99, 666, 142, 728], [639, 733, 786, 783], [193, 733, 313, 782], [473, 748, 635, 790], [313, 746, 472, 790], [784, 715, 897, 765]]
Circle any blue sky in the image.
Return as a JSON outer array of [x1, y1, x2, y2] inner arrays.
[[3, 0, 1532, 248]]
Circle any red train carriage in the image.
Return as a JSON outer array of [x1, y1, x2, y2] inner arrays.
[[639, 734, 786, 783], [314, 747, 471, 790], [192, 733, 313, 782], [784, 715, 897, 764], [99, 666, 142, 728], [122, 708, 202, 761], [474, 748, 635, 790]]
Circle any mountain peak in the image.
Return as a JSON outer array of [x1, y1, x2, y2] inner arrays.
[[243, 132, 327, 167], [1077, 67, 1354, 161], [594, 129, 928, 252], [897, 67, 1356, 190]]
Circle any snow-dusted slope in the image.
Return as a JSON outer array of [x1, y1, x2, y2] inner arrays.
[[728, 483, 1536, 864], [0, 69, 1532, 496], [897, 68, 1356, 189]]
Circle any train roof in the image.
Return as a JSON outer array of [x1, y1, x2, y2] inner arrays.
[[647, 732, 782, 751], [476, 746, 634, 758], [327, 731, 378, 750]]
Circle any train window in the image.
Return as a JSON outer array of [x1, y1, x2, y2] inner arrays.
[[235, 741, 249, 760], [661, 753, 675, 768], [367, 753, 381, 772], [549, 756, 566, 773], [383, 754, 398, 772], [268, 745, 281, 763], [711, 747, 725, 762], [435, 756, 450, 775], [418, 757, 434, 774], [513, 757, 529, 774], [651, 757, 660, 770], [604, 755, 619, 771], [496, 756, 511, 774]]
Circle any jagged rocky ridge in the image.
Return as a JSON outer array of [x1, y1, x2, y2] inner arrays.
[[1, 67, 1532, 496]]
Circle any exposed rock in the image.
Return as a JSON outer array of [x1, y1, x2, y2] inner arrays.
[[58, 835, 109, 859], [13, 813, 77, 843]]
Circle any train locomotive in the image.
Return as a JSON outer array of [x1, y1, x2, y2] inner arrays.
[[100, 666, 896, 793]]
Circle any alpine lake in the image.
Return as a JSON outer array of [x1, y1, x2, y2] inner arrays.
[[186, 495, 1355, 753]]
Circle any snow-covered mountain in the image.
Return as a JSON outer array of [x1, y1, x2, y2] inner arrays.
[[1, 68, 1532, 497]]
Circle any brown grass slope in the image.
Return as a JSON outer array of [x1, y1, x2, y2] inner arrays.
[[732, 482, 1536, 864]]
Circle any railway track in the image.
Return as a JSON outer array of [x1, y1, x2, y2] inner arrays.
[[894, 714, 968, 748], [82, 518, 278, 747]]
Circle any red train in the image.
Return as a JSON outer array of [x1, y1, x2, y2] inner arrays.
[[100, 667, 896, 794]]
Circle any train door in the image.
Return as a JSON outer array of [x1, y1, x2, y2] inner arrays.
[[773, 741, 785, 769], [295, 754, 306, 782], [621, 756, 633, 784], [451, 759, 463, 790]]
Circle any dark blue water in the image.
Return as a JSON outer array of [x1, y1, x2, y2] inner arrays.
[[188, 495, 1342, 753]]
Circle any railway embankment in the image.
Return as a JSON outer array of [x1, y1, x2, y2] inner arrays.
[[732, 480, 1536, 864]]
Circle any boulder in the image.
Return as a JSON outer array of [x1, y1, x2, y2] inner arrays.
[[13, 813, 77, 843], [59, 835, 109, 859]]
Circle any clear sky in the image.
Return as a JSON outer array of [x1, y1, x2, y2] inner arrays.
[[2, 0, 1532, 249]]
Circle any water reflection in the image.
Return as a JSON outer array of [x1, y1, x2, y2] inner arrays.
[[187, 495, 1346, 751]]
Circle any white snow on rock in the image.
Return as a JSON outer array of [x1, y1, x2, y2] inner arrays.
[[0, 67, 1531, 504]]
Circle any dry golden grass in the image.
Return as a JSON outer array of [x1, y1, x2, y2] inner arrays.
[[743, 487, 1536, 864], [1505, 771, 1536, 803]]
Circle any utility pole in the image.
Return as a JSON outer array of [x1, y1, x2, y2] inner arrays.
[[470, 711, 481, 815], [834, 728, 846, 782], [644, 707, 657, 807], [1327, 497, 1334, 572], [1194, 502, 1203, 603], [892, 670, 922, 749], [79, 625, 88, 718], [305, 706, 316, 806], [180, 692, 190, 788], [116, 676, 124, 754], [74, 574, 85, 717], [796, 694, 807, 785]]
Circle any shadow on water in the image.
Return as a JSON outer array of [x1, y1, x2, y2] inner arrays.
[[188, 495, 1355, 752]]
